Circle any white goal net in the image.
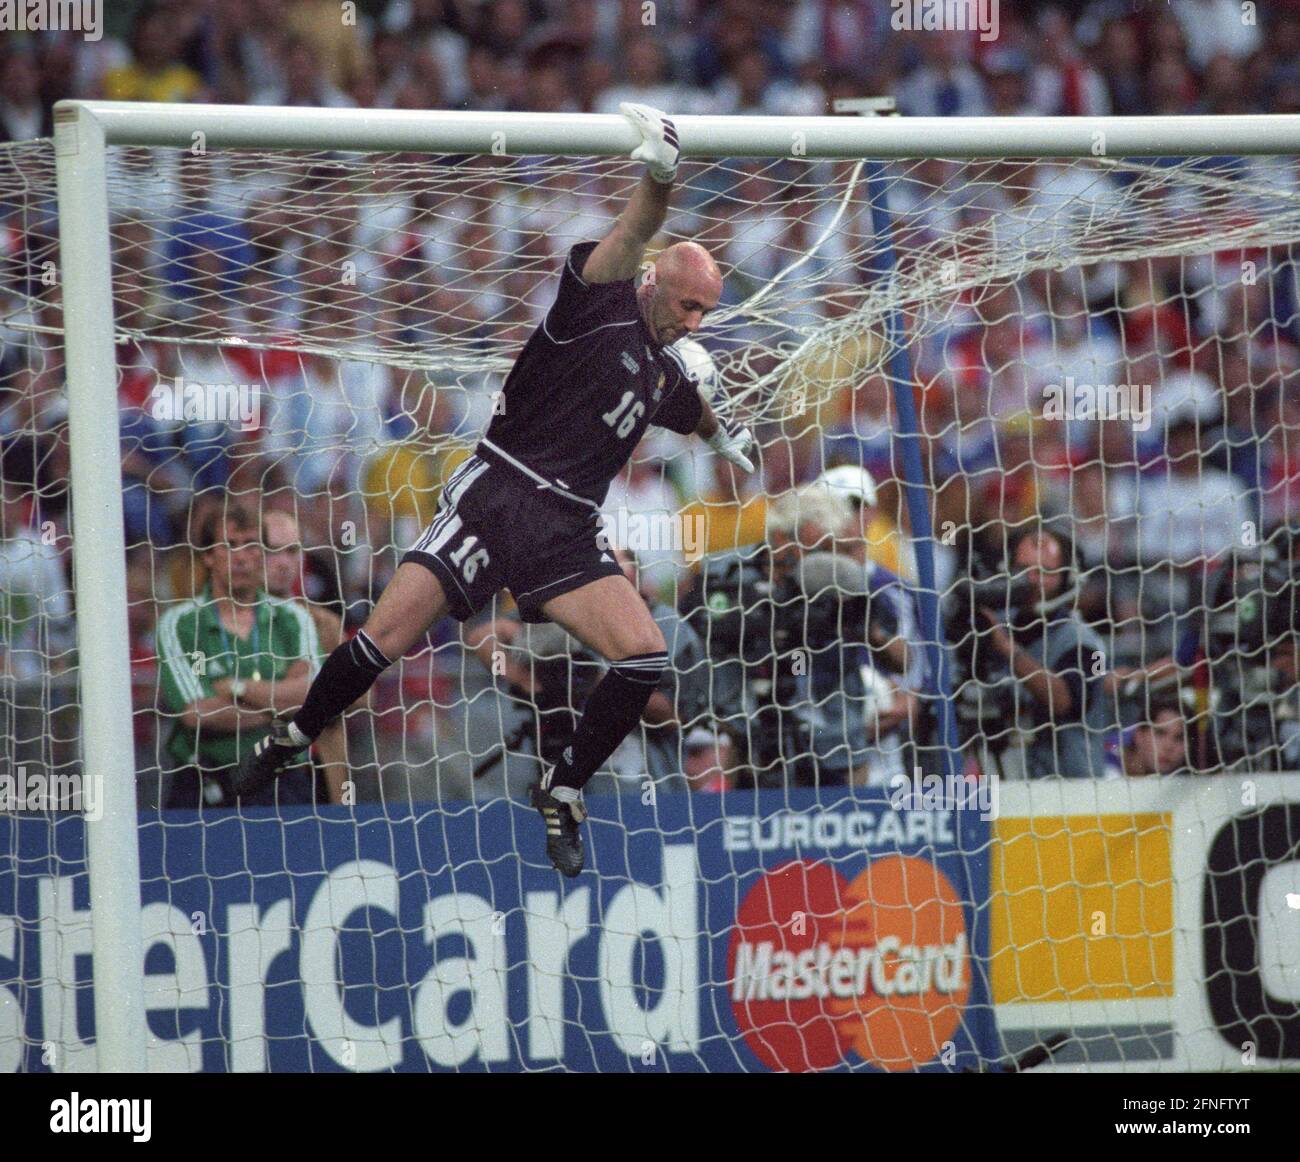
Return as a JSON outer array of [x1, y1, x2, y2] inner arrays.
[[2, 110, 1300, 1072]]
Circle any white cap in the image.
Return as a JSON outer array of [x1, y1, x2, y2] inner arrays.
[[820, 464, 878, 509]]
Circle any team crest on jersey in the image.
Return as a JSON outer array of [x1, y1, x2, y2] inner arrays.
[[621, 351, 640, 374], [653, 372, 665, 402]]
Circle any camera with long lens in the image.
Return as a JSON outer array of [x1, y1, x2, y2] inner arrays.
[[681, 545, 774, 781], [940, 555, 1029, 752], [684, 546, 899, 784], [939, 526, 1082, 752], [1206, 542, 1300, 771]]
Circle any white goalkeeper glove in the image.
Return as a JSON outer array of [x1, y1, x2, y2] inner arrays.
[[707, 424, 755, 473], [619, 102, 680, 184]]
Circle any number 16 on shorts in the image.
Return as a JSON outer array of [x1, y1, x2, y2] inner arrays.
[[449, 533, 490, 582]]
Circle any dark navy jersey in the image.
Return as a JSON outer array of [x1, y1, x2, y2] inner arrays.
[[478, 240, 705, 508]]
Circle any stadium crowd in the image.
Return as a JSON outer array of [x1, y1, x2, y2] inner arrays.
[[1, 0, 1299, 806]]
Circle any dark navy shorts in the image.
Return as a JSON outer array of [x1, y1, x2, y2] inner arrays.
[[401, 452, 623, 623]]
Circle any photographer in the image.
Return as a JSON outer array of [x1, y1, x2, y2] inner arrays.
[[1201, 531, 1300, 773], [677, 543, 768, 784], [686, 481, 907, 787], [950, 522, 1112, 779], [820, 465, 924, 787]]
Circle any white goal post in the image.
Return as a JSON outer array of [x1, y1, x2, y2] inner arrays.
[[49, 100, 1300, 1072]]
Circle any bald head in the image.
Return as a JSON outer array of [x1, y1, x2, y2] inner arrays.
[[655, 241, 722, 294], [639, 241, 722, 346]]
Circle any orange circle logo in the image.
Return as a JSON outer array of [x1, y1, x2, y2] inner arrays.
[[728, 856, 970, 1072]]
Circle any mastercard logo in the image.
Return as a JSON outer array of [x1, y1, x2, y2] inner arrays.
[[728, 856, 970, 1072]]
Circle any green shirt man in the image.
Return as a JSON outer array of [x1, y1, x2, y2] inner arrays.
[[158, 584, 324, 771]]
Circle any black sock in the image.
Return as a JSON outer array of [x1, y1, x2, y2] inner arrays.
[[544, 652, 668, 792], [291, 630, 391, 742]]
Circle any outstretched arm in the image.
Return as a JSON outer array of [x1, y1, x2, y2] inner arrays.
[[581, 104, 680, 285], [582, 175, 672, 284]]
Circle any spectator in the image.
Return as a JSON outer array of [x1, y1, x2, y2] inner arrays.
[[1196, 534, 1300, 772], [251, 34, 354, 107], [1126, 405, 1251, 567], [285, 0, 372, 94], [364, 377, 473, 561], [155, 498, 324, 809], [983, 48, 1036, 118], [1173, 0, 1262, 69], [472, 0, 531, 62], [1262, 380, 1300, 531], [1030, 7, 1110, 117], [1091, 16, 1145, 117], [1107, 689, 1190, 776], [260, 303, 387, 496], [165, 151, 255, 323], [0, 49, 51, 144], [127, 545, 161, 757], [595, 38, 693, 115], [457, 44, 508, 112], [0, 441, 71, 682], [895, 30, 987, 118], [519, 59, 580, 113], [683, 726, 738, 792], [209, 0, 289, 100], [384, 0, 472, 106], [118, 341, 192, 548], [691, 0, 762, 89], [103, 3, 205, 104], [1147, 51, 1198, 116], [823, 369, 896, 494], [786, 0, 889, 82], [1199, 53, 1251, 116], [1025, 274, 1122, 458], [714, 48, 775, 115]]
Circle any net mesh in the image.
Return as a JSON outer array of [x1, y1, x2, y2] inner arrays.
[[2, 133, 1299, 1072]]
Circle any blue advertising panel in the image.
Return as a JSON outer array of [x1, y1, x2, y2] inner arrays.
[[0, 788, 995, 1072]]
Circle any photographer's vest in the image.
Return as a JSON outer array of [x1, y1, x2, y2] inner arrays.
[[1007, 615, 1111, 779]]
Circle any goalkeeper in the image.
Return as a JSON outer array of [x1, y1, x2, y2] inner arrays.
[[235, 104, 755, 876]]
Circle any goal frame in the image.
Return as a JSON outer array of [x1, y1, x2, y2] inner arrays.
[[51, 99, 1300, 1071]]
